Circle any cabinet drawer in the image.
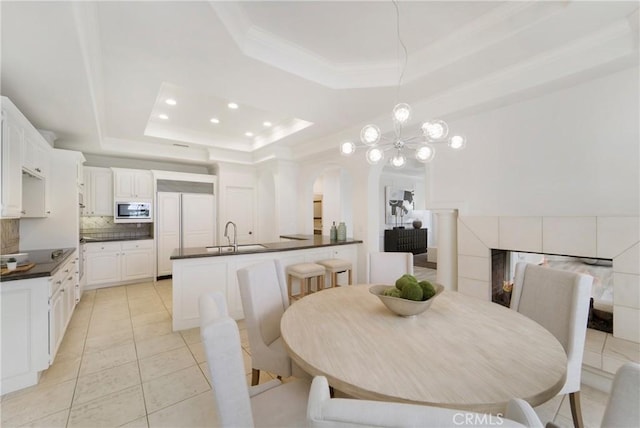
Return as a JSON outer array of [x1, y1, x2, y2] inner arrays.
[[85, 242, 121, 253], [121, 240, 153, 251], [50, 257, 76, 295]]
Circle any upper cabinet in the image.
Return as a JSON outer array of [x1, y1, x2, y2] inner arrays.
[[22, 133, 49, 179], [1, 102, 24, 218], [83, 167, 113, 216], [113, 168, 153, 200], [1, 97, 54, 219]]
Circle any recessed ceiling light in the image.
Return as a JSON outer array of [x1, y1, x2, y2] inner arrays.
[[263, 121, 272, 127], [210, 118, 220, 124], [165, 98, 177, 106], [158, 114, 169, 120], [228, 102, 239, 109], [245, 132, 254, 137]]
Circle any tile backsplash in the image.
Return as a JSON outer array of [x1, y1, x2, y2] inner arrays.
[[80, 216, 153, 240], [1, 219, 20, 254]]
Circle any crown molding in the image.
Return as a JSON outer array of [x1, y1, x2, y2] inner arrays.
[[211, 1, 570, 90], [71, 1, 106, 145]]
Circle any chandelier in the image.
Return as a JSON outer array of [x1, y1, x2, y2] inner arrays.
[[339, 2, 466, 168]]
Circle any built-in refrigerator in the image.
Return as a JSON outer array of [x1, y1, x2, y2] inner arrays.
[[156, 180, 216, 278]]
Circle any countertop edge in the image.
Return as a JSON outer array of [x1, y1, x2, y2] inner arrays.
[[0, 248, 76, 282], [171, 237, 362, 260], [81, 237, 154, 243]]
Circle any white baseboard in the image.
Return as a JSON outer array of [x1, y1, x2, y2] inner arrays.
[[582, 365, 614, 393]]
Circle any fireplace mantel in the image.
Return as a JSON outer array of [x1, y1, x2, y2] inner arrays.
[[456, 216, 639, 346]]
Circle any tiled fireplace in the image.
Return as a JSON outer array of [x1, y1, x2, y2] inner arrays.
[[456, 216, 639, 381], [457, 216, 638, 341]]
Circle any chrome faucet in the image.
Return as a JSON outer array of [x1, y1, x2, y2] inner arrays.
[[224, 221, 238, 252]]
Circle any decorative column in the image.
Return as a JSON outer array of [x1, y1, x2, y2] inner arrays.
[[434, 209, 458, 291]]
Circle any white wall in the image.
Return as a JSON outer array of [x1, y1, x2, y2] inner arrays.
[[428, 66, 639, 216], [257, 167, 277, 243]]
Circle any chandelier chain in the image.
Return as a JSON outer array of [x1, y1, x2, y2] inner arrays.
[[393, 0, 408, 140]]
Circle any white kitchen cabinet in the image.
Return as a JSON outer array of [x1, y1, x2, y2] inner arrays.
[[48, 254, 78, 361], [85, 242, 120, 285], [2, 97, 53, 219], [113, 168, 153, 199], [1, 100, 24, 218], [49, 285, 65, 361], [85, 240, 154, 287], [1, 277, 49, 395], [21, 173, 47, 218], [0, 251, 77, 395], [121, 240, 154, 280], [22, 133, 49, 179], [83, 167, 113, 216], [172, 243, 359, 329]]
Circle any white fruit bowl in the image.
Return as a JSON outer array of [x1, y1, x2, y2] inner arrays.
[[369, 283, 444, 317]]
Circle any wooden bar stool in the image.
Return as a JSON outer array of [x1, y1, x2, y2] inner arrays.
[[317, 259, 352, 288], [286, 263, 326, 300]]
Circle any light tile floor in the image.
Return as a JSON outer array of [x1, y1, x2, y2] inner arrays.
[[1, 273, 609, 427]]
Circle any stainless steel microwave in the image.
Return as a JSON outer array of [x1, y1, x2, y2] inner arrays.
[[114, 201, 152, 223]]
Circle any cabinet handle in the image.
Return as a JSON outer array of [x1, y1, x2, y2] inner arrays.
[[61, 287, 65, 293], [21, 210, 26, 214], [64, 269, 69, 273], [35, 168, 41, 173], [46, 211, 51, 214], [68, 276, 73, 281], [56, 280, 62, 285]]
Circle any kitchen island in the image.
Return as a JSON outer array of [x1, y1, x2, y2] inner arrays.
[[170, 235, 362, 330]]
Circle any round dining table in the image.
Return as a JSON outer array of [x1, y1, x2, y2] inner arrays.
[[280, 284, 567, 414]]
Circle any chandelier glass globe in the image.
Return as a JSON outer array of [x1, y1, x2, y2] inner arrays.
[[415, 144, 435, 163], [421, 120, 449, 141], [449, 135, 466, 150], [340, 141, 356, 156], [390, 151, 407, 168], [360, 124, 381, 145], [392, 103, 411, 124], [366, 147, 384, 165]]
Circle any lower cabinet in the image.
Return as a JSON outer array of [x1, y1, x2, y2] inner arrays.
[[172, 244, 359, 330], [0, 251, 78, 395], [85, 240, 153, 287], [49, 256, 78, 360]]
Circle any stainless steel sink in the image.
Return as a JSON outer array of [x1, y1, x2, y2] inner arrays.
[[206, 244, 267, 254]]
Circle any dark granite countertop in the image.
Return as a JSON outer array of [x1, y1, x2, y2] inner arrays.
[[80, 236, 153, 243], [171, 235, 362, 260], [0, 248, 76, 282]]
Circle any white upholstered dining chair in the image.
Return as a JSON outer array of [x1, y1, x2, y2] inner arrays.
[[510, 262, 593, 428], [199, 291, 310, 427], [600, 362, 640, 427], [367, 251, 414, 284], [307, 376, 544, 428], [237, 259, 304, 385]]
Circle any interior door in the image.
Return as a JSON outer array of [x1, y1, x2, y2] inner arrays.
[[225, 186, 255, 245], [157, 192, 180, 276], [182, 193, 215, 248]]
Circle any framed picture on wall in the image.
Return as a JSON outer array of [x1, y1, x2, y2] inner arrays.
[[385, 186, 414, 225]]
